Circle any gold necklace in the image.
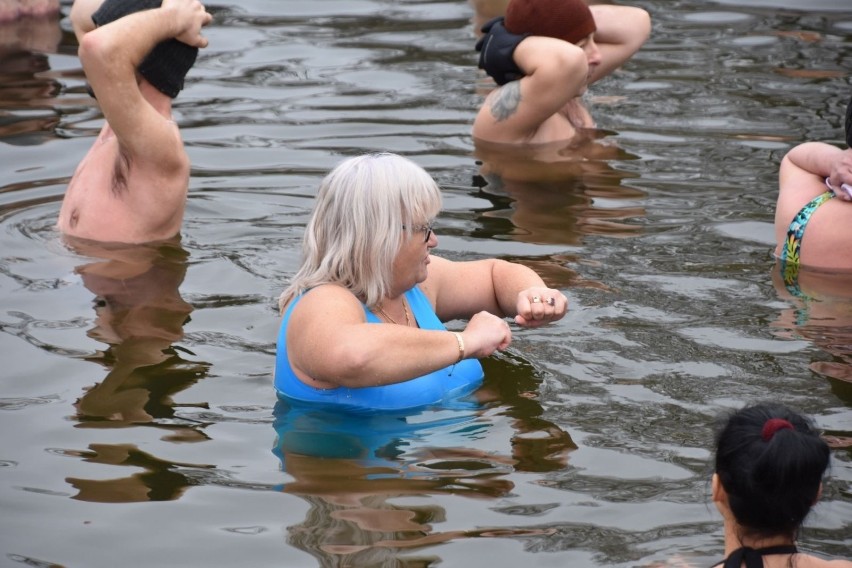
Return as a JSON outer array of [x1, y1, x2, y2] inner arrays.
[[376, 298, 411, 326]]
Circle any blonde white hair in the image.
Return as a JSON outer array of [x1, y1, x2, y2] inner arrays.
[[279, 153, 442, 312]]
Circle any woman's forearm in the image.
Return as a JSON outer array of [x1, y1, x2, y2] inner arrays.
[[490, 259, 547, 316]]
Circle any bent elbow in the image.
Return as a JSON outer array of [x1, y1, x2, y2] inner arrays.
[[78, 32, 113, 72], [628, 8, 652, 46]]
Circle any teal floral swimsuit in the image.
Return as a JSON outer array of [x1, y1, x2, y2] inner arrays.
[[780, 188, 834, 288]]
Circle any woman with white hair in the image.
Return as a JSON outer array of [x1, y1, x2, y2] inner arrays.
[[275, 153, 568, 411]]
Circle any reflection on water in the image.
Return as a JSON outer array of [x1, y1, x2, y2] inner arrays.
[[0, 13, 63, 145], [60, 237, 212, 502], [273, 355, 576, 564], [64, 442, 214, 503], [69, 237, 208, 425], [473, 132, 645, 245], [771, 264, 852, 409]]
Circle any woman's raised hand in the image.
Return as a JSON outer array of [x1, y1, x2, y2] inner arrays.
[[514, 287, 568, 328]]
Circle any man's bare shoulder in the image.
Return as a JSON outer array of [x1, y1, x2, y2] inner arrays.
[[57, 125, 190, 243]]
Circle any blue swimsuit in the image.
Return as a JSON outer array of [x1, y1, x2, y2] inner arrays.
[[274, 285, 484, 411]]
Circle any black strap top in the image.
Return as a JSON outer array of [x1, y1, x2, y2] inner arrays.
[[722, 545, 799, 568]]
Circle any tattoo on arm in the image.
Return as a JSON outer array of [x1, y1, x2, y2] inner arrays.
[[489, 81, 521, 122]]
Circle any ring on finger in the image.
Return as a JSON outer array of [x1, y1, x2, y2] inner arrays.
[[531, 296, 541, 303], [546, 297, 555, 306]]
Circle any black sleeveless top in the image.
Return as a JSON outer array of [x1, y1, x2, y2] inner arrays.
[[719, 545, 798, 568]]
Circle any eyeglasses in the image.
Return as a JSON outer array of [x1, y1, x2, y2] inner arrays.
[[403, 222, 434, 243]]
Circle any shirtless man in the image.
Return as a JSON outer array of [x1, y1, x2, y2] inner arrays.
[[472, 0, 650, 145], [58, 0, 212, 244]]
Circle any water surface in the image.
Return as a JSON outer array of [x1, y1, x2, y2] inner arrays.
[[1, 1, 850, 566]]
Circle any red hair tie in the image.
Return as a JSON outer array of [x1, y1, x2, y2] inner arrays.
[[762, 418, 794, 441]]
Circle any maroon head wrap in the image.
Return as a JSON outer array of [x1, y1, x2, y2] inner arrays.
[[504, 0, 597, 45]]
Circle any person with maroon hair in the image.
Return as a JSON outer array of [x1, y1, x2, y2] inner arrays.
[[472, 0, 650, 145], [711, 403, 850, 568]]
